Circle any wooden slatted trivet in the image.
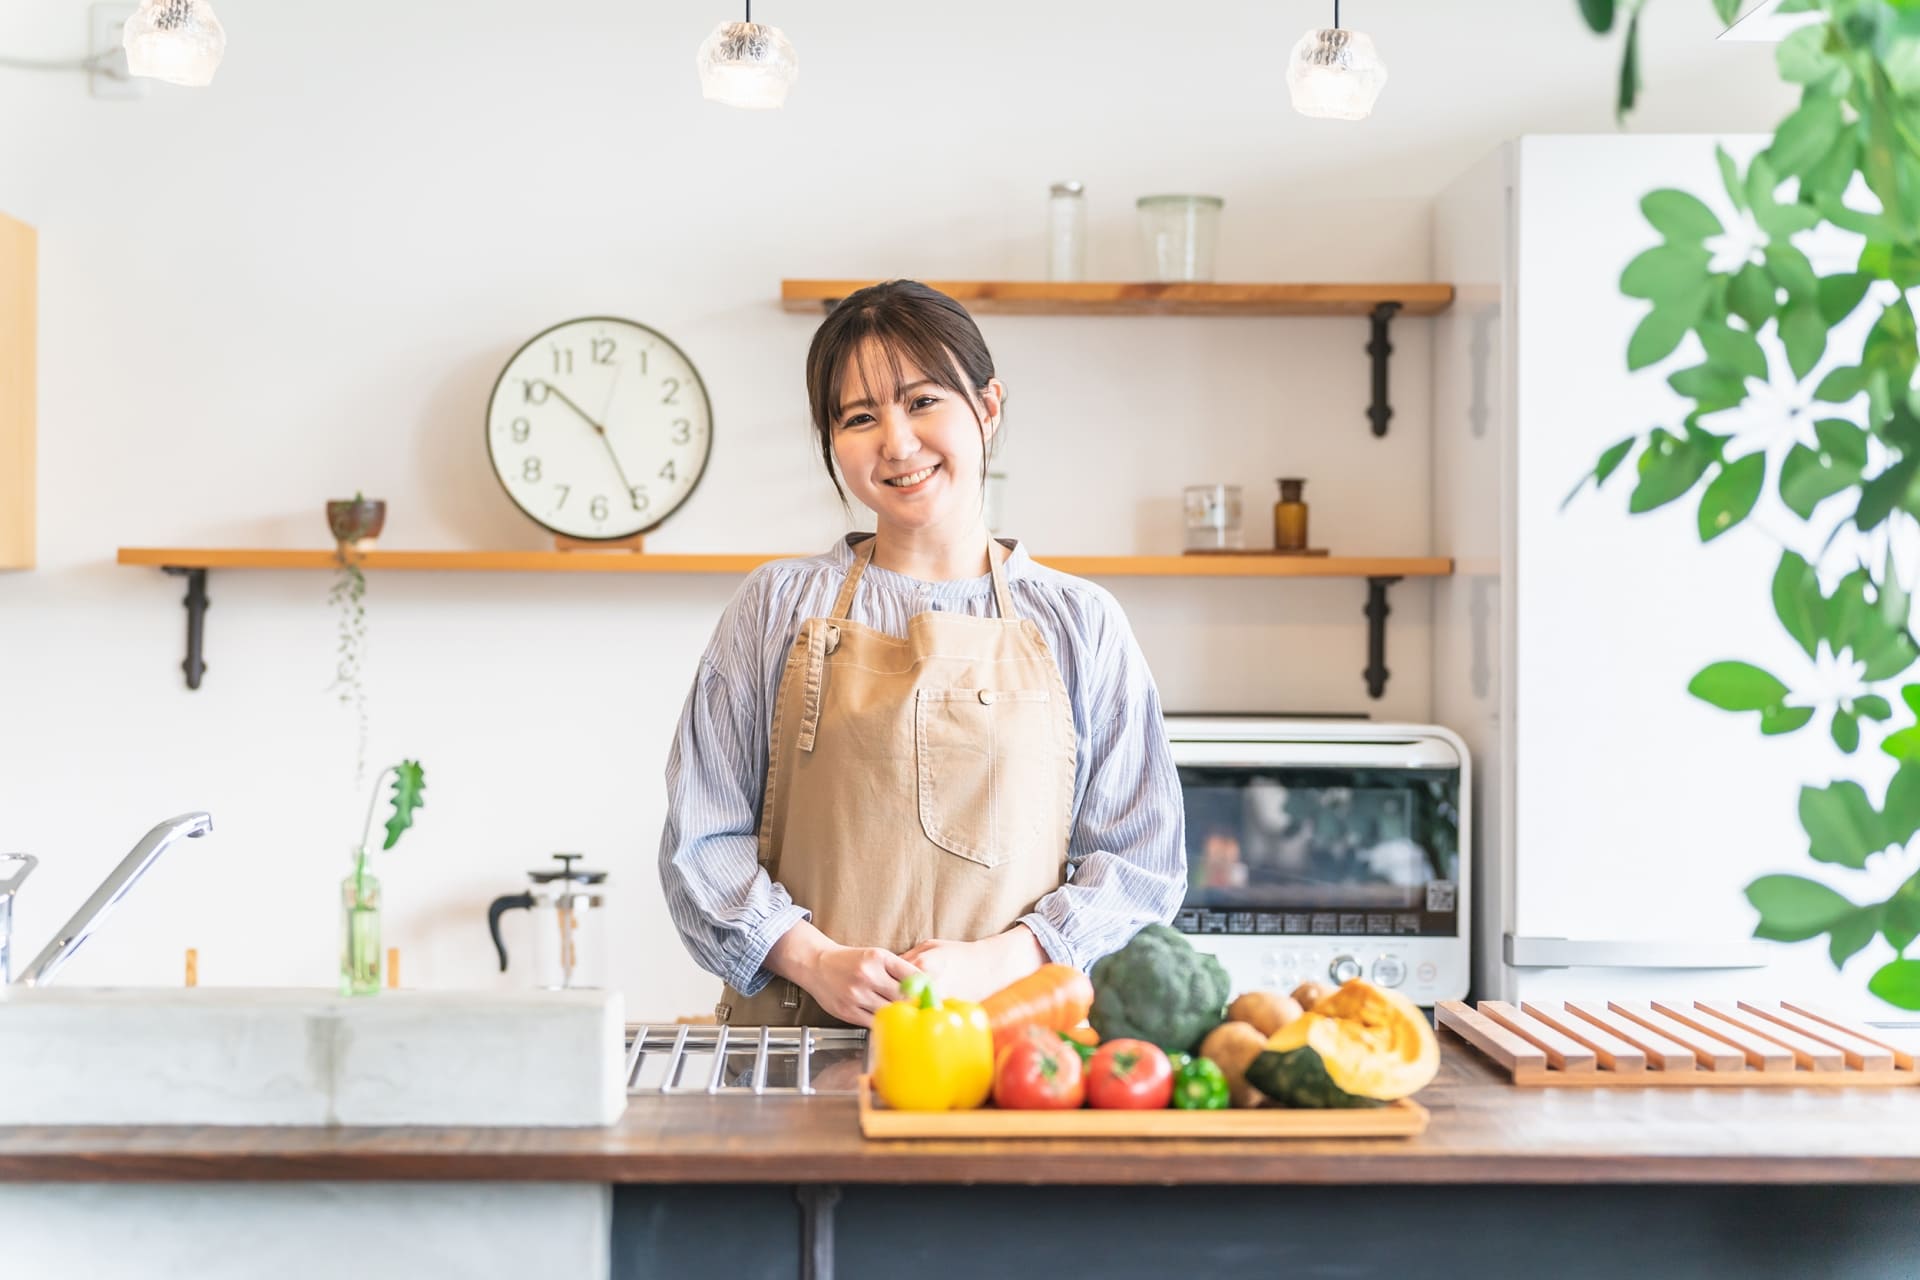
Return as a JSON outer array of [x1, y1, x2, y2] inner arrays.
[[1436, 998, 1919, 1087]]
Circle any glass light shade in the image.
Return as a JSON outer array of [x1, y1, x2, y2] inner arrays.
[[695, 21, 798, 109], [1286, 27, 1387, 121], [123, 0, 226, 87]]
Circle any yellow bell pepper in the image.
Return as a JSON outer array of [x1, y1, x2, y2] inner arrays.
[[870, 974, 994, 1111]]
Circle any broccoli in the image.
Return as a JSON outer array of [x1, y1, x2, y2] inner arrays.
[[1088, 924, 1232, 1055]]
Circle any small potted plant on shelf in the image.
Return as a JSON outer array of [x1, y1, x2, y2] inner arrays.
[[342, 758, 426, 996], [325, 493, 384, 786]]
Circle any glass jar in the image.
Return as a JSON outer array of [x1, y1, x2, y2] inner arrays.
[[1137, 194, 1223, 282], [1274, 477, 1309, 552], [340, 850, 382, 996], [1047, 181, 1087, 282], [1184, 483, 1243, 551]]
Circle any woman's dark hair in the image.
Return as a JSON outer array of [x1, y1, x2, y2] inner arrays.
[[804, 280, 997, 508]]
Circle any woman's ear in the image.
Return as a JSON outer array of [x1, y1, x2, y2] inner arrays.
[[981, 378, 1008, 442]]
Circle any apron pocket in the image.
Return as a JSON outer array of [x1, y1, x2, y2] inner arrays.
[[914, 687, 1054, 869]]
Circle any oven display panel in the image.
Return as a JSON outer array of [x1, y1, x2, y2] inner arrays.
[[1176, 766, 1460, 937]]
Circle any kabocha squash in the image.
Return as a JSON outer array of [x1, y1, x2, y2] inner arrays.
[[1245, 979, 1439, 1109]]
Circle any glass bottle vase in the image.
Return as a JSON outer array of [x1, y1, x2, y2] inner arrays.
[[340, 851, 382, 996]]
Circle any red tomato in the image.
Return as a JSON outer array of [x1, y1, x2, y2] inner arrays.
[[992, 1025, 1087, 1110], [1085, 1038, 1174, 1110]]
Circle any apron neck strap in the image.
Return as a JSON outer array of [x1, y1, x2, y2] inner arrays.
[[987, 538, 1016, 620], [831, 536, 877, 619], [832, 535, 1017, 619]]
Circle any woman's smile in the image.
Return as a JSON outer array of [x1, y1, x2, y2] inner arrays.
[[883, 462, 942, 491]]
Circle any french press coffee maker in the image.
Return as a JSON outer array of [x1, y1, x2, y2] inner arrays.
[[487, 853, 608, 989]]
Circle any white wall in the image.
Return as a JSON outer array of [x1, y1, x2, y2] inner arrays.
[[0, 1, 1794, 1018]]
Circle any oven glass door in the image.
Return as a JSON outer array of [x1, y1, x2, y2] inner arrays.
[[1177, 764, 1462, 939]]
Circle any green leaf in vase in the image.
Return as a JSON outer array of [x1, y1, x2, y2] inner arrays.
[[1642, 189, 1724, 243], [1698, 452, 1766, 540], [382, 759, 427, 851], [1689, 659, 1790, 710], [1799, 780, 1887, 869], [1747, 873, 1861, 941]]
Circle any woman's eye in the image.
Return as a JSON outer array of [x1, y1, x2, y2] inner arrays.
[[911, 396, 939, 410], [840, 413, 874, 429]]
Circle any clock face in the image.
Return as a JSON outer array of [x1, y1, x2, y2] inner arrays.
[[485, 316, 713, 540]]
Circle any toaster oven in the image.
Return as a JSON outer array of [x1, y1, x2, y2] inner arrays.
[[1164, 716, 1471, 1005]]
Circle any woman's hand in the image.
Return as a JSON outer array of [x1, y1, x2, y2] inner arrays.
[[900, 926, 1047, 1003], [767, 921, 920, 1027]]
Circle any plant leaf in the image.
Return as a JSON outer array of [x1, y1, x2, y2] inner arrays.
[[1799, 780, 1887, 869], [1818, 272, 1874, 325], [1772, 550, 1823, 658], [1780, 298, 1830, 379], [1830, 910, 1881, 967], [1814, 364, 1867, 402], [1747, 874, 1861, 942], [1628, 291, 1707, 371], [1621, 245, 1715, 299], [1833, 708, 1862, 752], [1729, 264, 1779, 327], [1561, 434, 1638, 510], [1776, 21, 1836, 84], [1717, 145, 1750, 214], [1883, 762, 1920, 845], [1616, 11, 1641, 122], [1766, 93, 1845, 179], [1629, 427, 1715, 511], [381, 759, 427, 851], [1857, 694, 1895, 721], [1642, 189, 1724, 243], [1698, 320, 1770, 380], [1761, 704, 1817, 735], [1764, 241, 1819, 301], [1698, 451, 1766, 540], [1579, 0, 1616, 33], [1689, 659, 1790, 711], [1868, 959, 1920, 1010]]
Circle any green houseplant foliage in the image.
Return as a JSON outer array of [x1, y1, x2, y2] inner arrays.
[[1570, 0, 1920, 1008]]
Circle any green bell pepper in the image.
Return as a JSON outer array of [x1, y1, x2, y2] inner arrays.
[[1171, 1056, 1230, 1110]]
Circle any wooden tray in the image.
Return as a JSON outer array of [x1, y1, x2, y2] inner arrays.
[[1438, 998, 1920, 1087], [857, 1076, 1427, 1139]]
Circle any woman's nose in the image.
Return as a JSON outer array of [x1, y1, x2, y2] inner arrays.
[[880, 410, 920, 461]]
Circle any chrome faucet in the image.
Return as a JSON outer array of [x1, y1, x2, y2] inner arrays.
[[0, 853, 39, 985], [10, 812, 212, 987]]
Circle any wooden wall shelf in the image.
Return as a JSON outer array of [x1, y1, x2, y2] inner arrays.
[[779, 280, 1455, 317], [781, 279, 1453, 439], [117, 548, 1450, 578], [118, 548, 1450, 698]]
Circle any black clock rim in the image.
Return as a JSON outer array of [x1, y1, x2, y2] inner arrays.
[[484, 315, 716, 543]]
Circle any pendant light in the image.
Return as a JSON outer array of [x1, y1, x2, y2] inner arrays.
[[122, 0, 225, 87], [695, 1, 797, 110], [1286, 1, 1387, 121]]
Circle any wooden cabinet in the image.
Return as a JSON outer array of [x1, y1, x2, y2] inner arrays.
[[0, 211, 34, 570]]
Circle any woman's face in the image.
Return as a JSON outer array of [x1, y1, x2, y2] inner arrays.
[[830, 340, 1003, 538]]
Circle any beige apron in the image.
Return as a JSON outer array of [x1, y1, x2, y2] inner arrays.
[[717, 536, 1078, 1026]]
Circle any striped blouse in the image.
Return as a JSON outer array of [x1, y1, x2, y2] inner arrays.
[[658, 534, 1188, 996]]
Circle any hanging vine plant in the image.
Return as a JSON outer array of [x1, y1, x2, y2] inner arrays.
[[1569, 0, 1920, 1008]]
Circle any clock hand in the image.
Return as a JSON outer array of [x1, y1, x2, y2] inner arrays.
[[542, 382, 644, 510]]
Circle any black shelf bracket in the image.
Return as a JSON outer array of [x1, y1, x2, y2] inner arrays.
[[161, 567, 209, 690], [796, 1184, 841, 1280], [1367, 301, 1402, 437], [1363, 575, 1401, 699]]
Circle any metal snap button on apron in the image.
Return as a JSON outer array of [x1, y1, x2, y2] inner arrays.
[[978, 689, 997, 705]]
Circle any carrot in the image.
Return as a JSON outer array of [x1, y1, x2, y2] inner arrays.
[[982, 963, 1096, 1048], [1059, 1024, 1099, 1047]]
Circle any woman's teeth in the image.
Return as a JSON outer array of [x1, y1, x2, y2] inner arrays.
[[885, 464, 939, 487]]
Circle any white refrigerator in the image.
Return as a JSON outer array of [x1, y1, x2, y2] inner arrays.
[[1432, 135, 1917, 1027]]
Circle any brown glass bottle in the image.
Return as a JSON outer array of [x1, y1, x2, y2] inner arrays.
[[1274, 478, 1308, 552]]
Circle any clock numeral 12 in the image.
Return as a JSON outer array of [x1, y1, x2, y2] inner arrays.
[[591, 338, 616, 365]]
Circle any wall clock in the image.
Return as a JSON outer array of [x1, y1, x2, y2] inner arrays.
[[485, 316, 713, 544]]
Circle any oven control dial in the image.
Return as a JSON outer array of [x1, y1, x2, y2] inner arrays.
[[1371, 955, 1406, 988], [1329, 954, 1363, 984]]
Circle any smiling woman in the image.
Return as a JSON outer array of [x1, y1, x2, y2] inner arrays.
[[657, 280, 1189, 1030]]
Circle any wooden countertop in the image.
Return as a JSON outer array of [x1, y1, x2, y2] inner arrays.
[[4, 1035, 1918, 1185]]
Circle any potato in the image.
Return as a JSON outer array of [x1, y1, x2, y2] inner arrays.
[[1198, 1020, 1269, 1109], [1227, 991, 1304, 1038], [1290, 980, 1336, 1011]]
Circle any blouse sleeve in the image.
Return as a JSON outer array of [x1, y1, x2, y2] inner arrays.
[[1017, 589, 1188, 970], [657, 573, 809, 996]]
